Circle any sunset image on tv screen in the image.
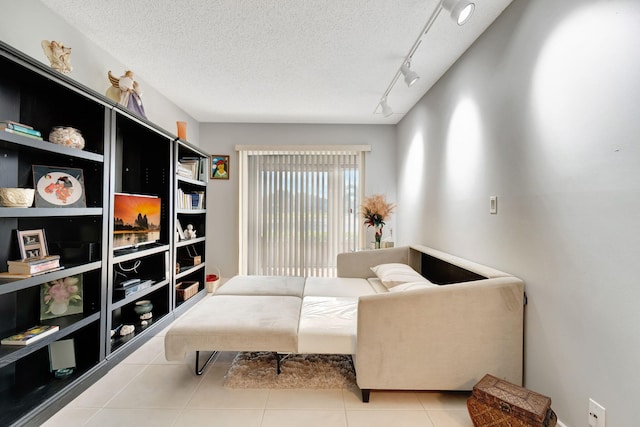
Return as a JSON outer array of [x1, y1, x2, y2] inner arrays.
[[113, 194, 161, 249]]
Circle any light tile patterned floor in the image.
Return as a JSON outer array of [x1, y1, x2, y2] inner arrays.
[[42, 323, 473, 427]]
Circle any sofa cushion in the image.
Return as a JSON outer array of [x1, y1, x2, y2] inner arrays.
[[303, 277, 378, 297], [297, 296, 358, 354], [387, 281, 435, 292], [366, 278, 389, 293], [164, 295, 301, 360], [370, 263, 430, 289], [216, 275, 305, 297]]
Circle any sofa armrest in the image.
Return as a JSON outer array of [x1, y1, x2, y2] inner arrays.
[[337, 246, 410, 278], [354, 277, 524, 391]]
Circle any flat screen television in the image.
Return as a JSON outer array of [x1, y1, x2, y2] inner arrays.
[[113, 193, 162, 250]]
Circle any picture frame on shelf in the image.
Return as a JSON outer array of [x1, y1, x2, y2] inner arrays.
[[32, 165, 87, 208], [210, 155, 229, 180], [17, 228, 49, 259], [40, 275, 83, 320]]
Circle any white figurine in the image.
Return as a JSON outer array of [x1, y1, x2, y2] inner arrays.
[[106, 70, 147, 118], [184, 224, 197, 239], [41, 40, 73, 74]]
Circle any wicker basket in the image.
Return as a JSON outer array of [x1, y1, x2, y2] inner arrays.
[[205, 267, 221, 293], [176, 281, 199, 301]]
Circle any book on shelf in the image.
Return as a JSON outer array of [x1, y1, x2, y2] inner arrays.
[[2, 127, 44, 140], [7, 255, 60, 266], [177, 159, 199, 179], [1, 325, 59, 346], [0, 266, 65, 279], [8, 258, 61, 274], [0, 120, 42, 137], [0, 119, 34, 129]]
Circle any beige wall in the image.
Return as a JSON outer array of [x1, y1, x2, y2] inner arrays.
[[395, 0, 640, 425]]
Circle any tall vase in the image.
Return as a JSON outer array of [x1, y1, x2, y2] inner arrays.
[[374, 225, 383, 249]]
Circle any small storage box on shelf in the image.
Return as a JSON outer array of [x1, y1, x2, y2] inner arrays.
[[176, 281, 199, 301]]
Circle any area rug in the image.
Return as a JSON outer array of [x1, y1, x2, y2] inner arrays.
[[223, 352, 356, 389]]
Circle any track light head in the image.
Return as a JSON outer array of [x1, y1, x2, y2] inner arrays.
[[443, 0, 475, 25], [400, 62, 420, 87], [381, 98, 393, 117]]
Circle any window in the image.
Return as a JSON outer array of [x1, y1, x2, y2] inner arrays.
[[237, 146, 369, 277]]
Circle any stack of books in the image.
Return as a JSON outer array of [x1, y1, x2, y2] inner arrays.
[[0, 255, 63, 279], [0, 120, 43, 140], [176, 158, 200, 179]]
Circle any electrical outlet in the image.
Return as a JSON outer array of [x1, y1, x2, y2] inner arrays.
[[588, 398, 606, 427]]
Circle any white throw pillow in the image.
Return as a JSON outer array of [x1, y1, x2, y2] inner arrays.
[[370, 263, 430, 289], [387, 281, 434, 292]]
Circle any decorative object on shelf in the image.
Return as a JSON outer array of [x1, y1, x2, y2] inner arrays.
[[32, 165, 87, 208], [184, 224, 197, 239], [176, 121, 187, 139], [17, 228, 49, 259], [119, 324, 135, 336], [179, 245, 201, 266], [134, 299, 153, 321], [176, 281, 199, 301], [106, 70, 147, 118], [210, 155, 230, 180], [206, 268, 221, 293], [0, 187, 35, 207], [49, 339, 76, 379], [40, 275, 83, 320], [49, 126, 85, 150], [360, 194, 395, 249], [41, 40, 72, 74]]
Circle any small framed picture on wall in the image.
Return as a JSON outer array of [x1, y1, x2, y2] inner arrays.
[[210, 155, 229, 180]]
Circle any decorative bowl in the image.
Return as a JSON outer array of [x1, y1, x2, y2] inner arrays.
[[0, 188, 35, 207], [49, 126, 85, 150], [134, 300, 153, 316]]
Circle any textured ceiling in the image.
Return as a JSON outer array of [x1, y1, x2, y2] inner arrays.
[[40, 0, 512, 124]]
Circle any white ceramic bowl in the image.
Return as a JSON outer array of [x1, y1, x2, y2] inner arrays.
[[0, 188, 35, 207]]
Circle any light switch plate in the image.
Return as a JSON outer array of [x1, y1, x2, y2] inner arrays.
[[489, 196, 498, 214]]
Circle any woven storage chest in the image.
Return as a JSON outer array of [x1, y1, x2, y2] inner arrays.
[[467, 374, 557, 427]]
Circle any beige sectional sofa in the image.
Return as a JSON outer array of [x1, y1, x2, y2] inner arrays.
[[164, 245, 524, 402]]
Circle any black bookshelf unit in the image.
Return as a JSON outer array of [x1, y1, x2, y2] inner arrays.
[[0, 42, 209, 426], [174, 140, 209, 313]]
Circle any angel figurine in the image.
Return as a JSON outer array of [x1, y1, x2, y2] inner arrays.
[[41, 40, 73, 74], [106, 70, 147, 118]]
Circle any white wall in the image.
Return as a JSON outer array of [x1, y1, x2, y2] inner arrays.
[[0, 1, 199, 143], [396, 0, 640, 425], [199, 123, 397, 278]]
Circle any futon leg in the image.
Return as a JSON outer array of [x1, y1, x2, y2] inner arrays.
[[361, 389, 371, 403], [275, 353, 281, 375], [195, 351, 217, 375]]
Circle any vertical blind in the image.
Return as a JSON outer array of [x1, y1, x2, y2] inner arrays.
[[238, 147, 367, 277]]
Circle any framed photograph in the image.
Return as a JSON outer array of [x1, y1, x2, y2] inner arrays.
[[33, 165, 87, 208], [18, 229, 49, 259], [210, 155, 229, 180], [40, 275, 83, 320]]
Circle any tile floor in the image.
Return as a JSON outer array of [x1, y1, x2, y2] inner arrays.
[[43, 323, 473, 427]]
